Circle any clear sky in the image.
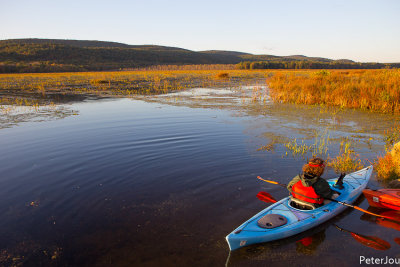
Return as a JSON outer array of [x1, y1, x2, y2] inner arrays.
[[1, 0, 399, 62]]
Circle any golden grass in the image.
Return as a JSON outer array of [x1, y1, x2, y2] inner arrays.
[[375, 142, 400, 180], [384, 123, 400, 150], [215, 72, 229, 79], [284, 129, 330, 158], [267, 69, 400, 114], [327, 141, 364, 173], [0, 69, 268, 96]]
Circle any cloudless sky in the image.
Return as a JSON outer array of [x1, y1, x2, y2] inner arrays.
[[1, 0, 399, 62]]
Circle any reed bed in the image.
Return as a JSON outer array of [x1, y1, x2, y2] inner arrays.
[[268, 69, 400, 114], [0, 70, 267, 96], [327, 141, 364, 173]]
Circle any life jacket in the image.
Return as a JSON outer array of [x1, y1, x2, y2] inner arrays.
[[291, 180, 324, 204]]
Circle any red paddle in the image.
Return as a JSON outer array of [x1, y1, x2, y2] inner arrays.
[[256, 191, 277, 203]]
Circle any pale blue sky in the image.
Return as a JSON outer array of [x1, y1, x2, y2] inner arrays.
[[1, 0, 399, 62]]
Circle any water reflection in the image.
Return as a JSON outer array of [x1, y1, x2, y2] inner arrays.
[[361, 207, 400, 232], [0, 92, 87, 129], [296, 230, 326, 255], [335, 224, 391, 251], [226, 223, 330, 266], [142, 85, 400, 155]]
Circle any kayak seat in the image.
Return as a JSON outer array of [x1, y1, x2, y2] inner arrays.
[[289, 197, 319, 210], [257, 214, 288, 229]]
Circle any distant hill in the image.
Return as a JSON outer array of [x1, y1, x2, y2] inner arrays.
[[283, 55, 332, 62], [0, 38, 398, 73], [200, 50, 252, 56]]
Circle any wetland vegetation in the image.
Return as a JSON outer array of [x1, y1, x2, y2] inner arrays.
[[1, 66, 400, 266], [268, 69, 400, 114], [0, 69, 266, 97]]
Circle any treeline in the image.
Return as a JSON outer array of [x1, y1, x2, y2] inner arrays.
[[131, 64, 236, 71], [236, 61, 400, 69]]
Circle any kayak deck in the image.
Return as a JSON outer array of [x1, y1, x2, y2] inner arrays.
[[226, 166, 373, 250]]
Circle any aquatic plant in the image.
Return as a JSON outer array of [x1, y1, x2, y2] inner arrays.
[[328, 141, 364, 173], [311, 129, 330, 156], [257, 143, 275, 151], [285, 138, 314, 157], [383, 123, 400, 151], [284, 128, 330, 158]]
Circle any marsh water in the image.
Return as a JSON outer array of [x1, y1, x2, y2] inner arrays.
[[1, 85, 400, 266]]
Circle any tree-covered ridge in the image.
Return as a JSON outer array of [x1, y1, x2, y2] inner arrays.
[[0, 39, 398, 73]]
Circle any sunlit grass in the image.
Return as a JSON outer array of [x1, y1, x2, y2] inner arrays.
[[0, 69, 268, 96], [375, 141, 400, 180], [267, 69, 400, 114], [327, 140, 364, 173], [383, 123, 400, 151], [284, 129, 330, 158]]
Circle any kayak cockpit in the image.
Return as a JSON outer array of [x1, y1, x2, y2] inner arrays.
[[288, 197, 317, 210]]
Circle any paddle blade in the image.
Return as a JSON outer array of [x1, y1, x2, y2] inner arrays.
[[257, 191, 277, 203], [350, 233, 391, 251]]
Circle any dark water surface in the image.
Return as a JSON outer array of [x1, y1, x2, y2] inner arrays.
[[1, 88, 400, 266]]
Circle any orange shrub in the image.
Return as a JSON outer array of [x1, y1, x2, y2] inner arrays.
[[215, 72, 229, 79], [374, 142, 400, 180]]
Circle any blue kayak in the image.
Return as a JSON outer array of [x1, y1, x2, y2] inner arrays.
[[226, 166, 373, 251]]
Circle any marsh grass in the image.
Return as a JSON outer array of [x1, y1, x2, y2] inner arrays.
[[257, 143, 275, 151], [375, 125, 400, 180], [268, 69, 400, 114], [374, 153, 399, 180], [383, 123, 400, 151], [375, 141, 400, 180], [284, 129, 330, 158], [0, 95, 60, 117], [282, 129, 366, 173], [285, 139, 314, 157], [0, 70, 268, 97], [327, 141, 364, 173], [311, 129, 330, 156], [215, 72, 229, 79]]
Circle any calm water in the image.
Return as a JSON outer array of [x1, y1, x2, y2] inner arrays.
[[1, 87, 400, 266]]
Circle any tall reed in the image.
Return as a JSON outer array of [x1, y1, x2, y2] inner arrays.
[[268, 69, 400, 114]]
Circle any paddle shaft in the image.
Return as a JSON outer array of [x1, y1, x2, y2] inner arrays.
[[257, 176, 286, 187]]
